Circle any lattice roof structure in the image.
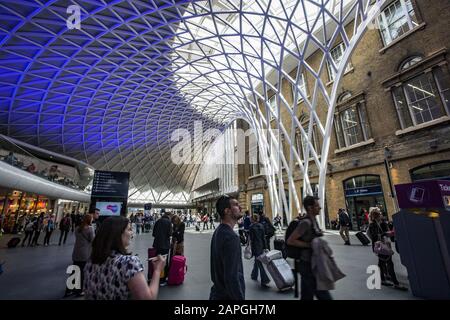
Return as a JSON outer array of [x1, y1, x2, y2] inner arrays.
[[0, 0, 387, 218]]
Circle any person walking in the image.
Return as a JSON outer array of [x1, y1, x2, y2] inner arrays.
[[135, 213, 142, 235], [287, 196, 332, 300], [209, 213, 215, 230], [273, 214, 283, 232], [21, 217, 35, 247], [171, 215, 185, 256], [83, 216, 166, 299], [338, 209, 352, 245], [243, 211, 251, 244], [249, 214, 270, 288], [58, 213, 72, 245], [152, 210, 173, 286], [367, 207, 407, 291], [43, 214, 56, 246], [31, 212, 45, 246], [210, 195, 245, 300], [259, 212, 276, 250], [202, 214, 209, 231]]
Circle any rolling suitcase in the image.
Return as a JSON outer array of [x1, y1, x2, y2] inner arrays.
[[7, 237, 20, 248], [258, 250, 294, 291], [167, 255, 187, 285], [355, 231, 370, 246], [266, 258, 295, 291]]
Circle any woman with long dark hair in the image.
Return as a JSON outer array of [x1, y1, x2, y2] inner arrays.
[[84, 216, 165, 300]]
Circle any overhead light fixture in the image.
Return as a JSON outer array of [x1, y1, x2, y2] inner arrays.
[[407, 83, 435, 97]]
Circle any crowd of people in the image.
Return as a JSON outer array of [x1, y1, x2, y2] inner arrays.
[[2, 195, 408, 300]]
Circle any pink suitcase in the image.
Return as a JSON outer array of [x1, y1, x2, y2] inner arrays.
[[167, 255, 187, 285]]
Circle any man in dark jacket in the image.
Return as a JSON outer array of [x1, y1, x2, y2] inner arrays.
[[249, 214, 270, 287], [153, 210, 173, 285], [210, 195, 245, 300], [338, 209, 351, 245]]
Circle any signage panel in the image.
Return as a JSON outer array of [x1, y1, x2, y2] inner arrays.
[[92, 170, 130, 198]]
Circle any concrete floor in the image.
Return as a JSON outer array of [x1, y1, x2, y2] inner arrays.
[[0, 226, 417, 300]]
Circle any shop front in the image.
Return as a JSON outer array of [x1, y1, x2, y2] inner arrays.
[[0, 189, 54, 233], [343, 175, 387, 230]]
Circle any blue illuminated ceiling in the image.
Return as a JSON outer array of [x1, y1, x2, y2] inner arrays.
[[0, 0, 232, 204]]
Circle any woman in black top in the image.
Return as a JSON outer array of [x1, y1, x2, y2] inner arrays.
[[171, 215, 185, 256], [367, 208, 407, 291]]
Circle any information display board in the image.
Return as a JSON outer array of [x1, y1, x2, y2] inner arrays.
[[92, 170, 130, 198]]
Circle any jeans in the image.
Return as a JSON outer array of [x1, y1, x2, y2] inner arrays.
[[135, 223, 141, 234], [43, 230, 53, 245], [265, 236, 272, 250], [22, 231, 34, 246], [251, 258, 270, 284], [298, 261, 332, 300], [378, 255, 399, 285], [59, 230, 69, 245], [339, 226, 350, 243], [31, 231, 41, 246]]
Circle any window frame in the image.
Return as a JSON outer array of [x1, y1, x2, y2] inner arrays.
[[377, 0, 420, 47], [291, 73, 308, 105], [334, 92, 372, 149], [327, 42, 352, 82]]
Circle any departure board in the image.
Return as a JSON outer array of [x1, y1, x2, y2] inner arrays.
[[91, 170, 130, 198]]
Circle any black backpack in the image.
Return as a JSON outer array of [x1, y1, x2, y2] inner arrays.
[[284, 216, 314, 259], [261, 218, 276, 238]]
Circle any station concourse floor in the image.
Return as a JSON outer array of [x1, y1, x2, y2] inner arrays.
[[0, 226, 416, 300]]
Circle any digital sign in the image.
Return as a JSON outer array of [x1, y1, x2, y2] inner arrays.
[[91, 170, 130, 198]]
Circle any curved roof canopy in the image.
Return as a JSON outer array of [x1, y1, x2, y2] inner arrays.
[[0, 0, 363, 205]]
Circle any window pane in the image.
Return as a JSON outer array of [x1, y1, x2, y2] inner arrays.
[[392, 86, 413, 128], [433, 67, 450, 115], [334, 114, 345, 149], [358, 102, 371, 139], [404, 73, 444, 125], [292, 74, 307, 104], [327, 43, 351, 81], [268, 95, 276, 119], [341, 107, 363, 146]]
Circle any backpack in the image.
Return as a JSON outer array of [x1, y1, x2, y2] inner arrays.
[[284, 216, 315, 259], [261, 218, 276, 238]]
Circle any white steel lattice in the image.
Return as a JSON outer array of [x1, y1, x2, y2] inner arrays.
[[0, 0, 387, 216]]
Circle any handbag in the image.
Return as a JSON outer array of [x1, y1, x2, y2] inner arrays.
[[244, 240, 252, 260], [374, 239, 394, 256]]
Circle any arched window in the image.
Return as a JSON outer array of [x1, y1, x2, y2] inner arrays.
[[338, 92, 352, 103], [399, 56, 423, 71], [410, 161, 450, 182]]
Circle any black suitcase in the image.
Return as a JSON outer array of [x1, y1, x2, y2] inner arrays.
[[355, 232, 370, 246], [7, 237, 21, 248]]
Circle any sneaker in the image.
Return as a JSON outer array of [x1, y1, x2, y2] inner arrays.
[[261, 282, 270, 288], [381, 281, 393, 287], [159, 281, 168, 287]]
